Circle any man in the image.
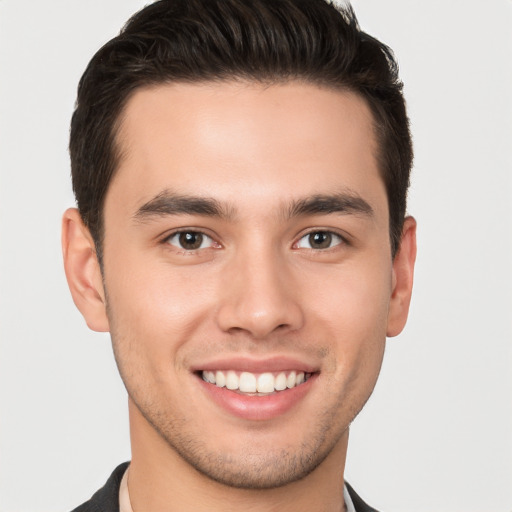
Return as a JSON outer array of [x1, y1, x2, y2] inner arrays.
[[62, 0, 416, 510]]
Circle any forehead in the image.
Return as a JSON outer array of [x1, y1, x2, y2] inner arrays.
[[108, 81, 385, 219]]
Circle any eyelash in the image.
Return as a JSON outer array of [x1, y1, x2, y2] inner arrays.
[[161, 229, 348, 253], [294, 230, 347, 251], [163, 230, 219, 252]]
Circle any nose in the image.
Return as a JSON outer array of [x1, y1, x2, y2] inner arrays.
[[216, 247, 304, 339]]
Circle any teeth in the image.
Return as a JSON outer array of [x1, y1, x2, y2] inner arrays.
[[257, 372, 274, 393], [202, 370, 309, 393], [215, 370, 226, 388], [226, 370, 238, 390], [275, 372, 287, 391], [239, 372, 257, 392], [287, 371, 296, 388]]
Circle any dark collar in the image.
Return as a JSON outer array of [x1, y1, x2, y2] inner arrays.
[[346, 481, 380, 512], [70, 462, 129, 512]]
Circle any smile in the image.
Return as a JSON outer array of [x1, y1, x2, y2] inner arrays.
[[201, 370, 312, 394]]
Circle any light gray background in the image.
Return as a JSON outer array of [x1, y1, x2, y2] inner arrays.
[[1, 1, 511, 511]]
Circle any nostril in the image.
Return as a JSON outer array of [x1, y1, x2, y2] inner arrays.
[[227, 326, 246, 335]]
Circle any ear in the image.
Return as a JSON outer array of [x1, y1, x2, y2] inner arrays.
[[62, 208, 109, 332], [387, 216, 417, 337]]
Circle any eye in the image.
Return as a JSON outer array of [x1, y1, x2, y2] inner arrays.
[[296, 231, 344, 250], [165, 231, 216, 251]]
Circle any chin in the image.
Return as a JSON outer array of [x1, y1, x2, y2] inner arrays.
[[173, 442, 332, 490]]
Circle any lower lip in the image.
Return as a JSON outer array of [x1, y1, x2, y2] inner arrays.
[[197, 373, 317, 421]]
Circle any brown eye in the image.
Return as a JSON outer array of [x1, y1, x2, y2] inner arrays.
[[296, 231, 343, 250], [167, 231, 213, 250], [309, 232, 332, 249], [179, 232, 203, 250]]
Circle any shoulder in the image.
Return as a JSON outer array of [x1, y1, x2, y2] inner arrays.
[[70, 462, 129, 512], [346, 482, 381, 512]]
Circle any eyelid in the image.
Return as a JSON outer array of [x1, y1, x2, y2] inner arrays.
[[294, 229, 348, 250], [162, 228, 221, 251]]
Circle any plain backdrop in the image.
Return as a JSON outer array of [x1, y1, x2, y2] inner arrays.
[[1, 1, 511, 511]]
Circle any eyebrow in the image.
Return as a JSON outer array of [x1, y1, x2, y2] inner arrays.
[[285, 193, 374, 219], [133, 190, 374, 222], [133, 190, 234, 222]]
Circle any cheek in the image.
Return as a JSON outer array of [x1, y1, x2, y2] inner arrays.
[[103, 257, 217, 369], [305, 259, 391, 372], [308, 257, 392, 327]]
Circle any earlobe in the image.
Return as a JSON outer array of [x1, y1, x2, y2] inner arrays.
[[386, 216, 417, 337], [62, 208, 110, 332]]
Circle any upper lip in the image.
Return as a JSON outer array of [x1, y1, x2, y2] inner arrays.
[[191, 356, 319, 374]]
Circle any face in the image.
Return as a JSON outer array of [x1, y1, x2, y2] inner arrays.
[[73, 82, 414, 488]]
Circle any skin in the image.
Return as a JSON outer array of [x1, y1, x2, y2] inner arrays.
[[62, 81, 416, 512]]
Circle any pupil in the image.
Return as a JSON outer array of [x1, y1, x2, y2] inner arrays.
[[310, 232, 331, 249], [179, 232, 202, 250]]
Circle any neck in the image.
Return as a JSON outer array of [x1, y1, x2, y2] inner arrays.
[[127, 401, 349, 512]]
